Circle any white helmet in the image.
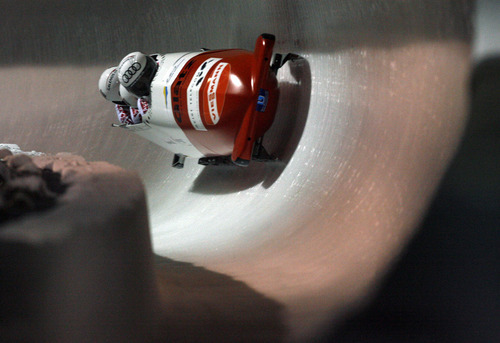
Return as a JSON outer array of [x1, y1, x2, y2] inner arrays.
[[117, 52, 157, 97], [98, 67, 124, 103], [119, 84, 139, 108]]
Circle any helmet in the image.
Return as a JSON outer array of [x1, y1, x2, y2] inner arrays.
[[98, 67, 124, 103], [117, 52, 157, 97], [119, 84, 139, 108]]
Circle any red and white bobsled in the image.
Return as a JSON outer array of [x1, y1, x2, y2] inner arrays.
[[110, 34, 298, 168]]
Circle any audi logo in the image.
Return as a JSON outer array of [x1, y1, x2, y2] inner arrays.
[[121, 62, 142, 83]]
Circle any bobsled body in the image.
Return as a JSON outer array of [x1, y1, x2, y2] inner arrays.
[[120, 34, 281, 166], [112, 34, 298, 168]]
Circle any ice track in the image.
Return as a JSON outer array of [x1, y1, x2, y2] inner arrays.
[[1, 1, 473, 341]]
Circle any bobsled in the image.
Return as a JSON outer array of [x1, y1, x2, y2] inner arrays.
[[100, 34, 298, 168]]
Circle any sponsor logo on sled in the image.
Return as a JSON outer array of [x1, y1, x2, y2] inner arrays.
[[204, 62, 230, 125]]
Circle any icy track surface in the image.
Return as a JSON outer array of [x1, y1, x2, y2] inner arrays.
[[1, 1, 472, 340]]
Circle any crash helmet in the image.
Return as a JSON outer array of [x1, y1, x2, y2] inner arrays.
[[98, 67, 126, 104], [117, 52, 157, 97], [119, 85, 139, 108]]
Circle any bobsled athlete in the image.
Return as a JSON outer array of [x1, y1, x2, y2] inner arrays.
[[99, 55, 155, 125], [116, 51, 158, 98], [98, 66, 123, 105], [98, 66, 133, 125]]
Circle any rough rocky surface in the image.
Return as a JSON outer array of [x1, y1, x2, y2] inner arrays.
[[0, 153, 157, 343], [0, 150, 66, 224]]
